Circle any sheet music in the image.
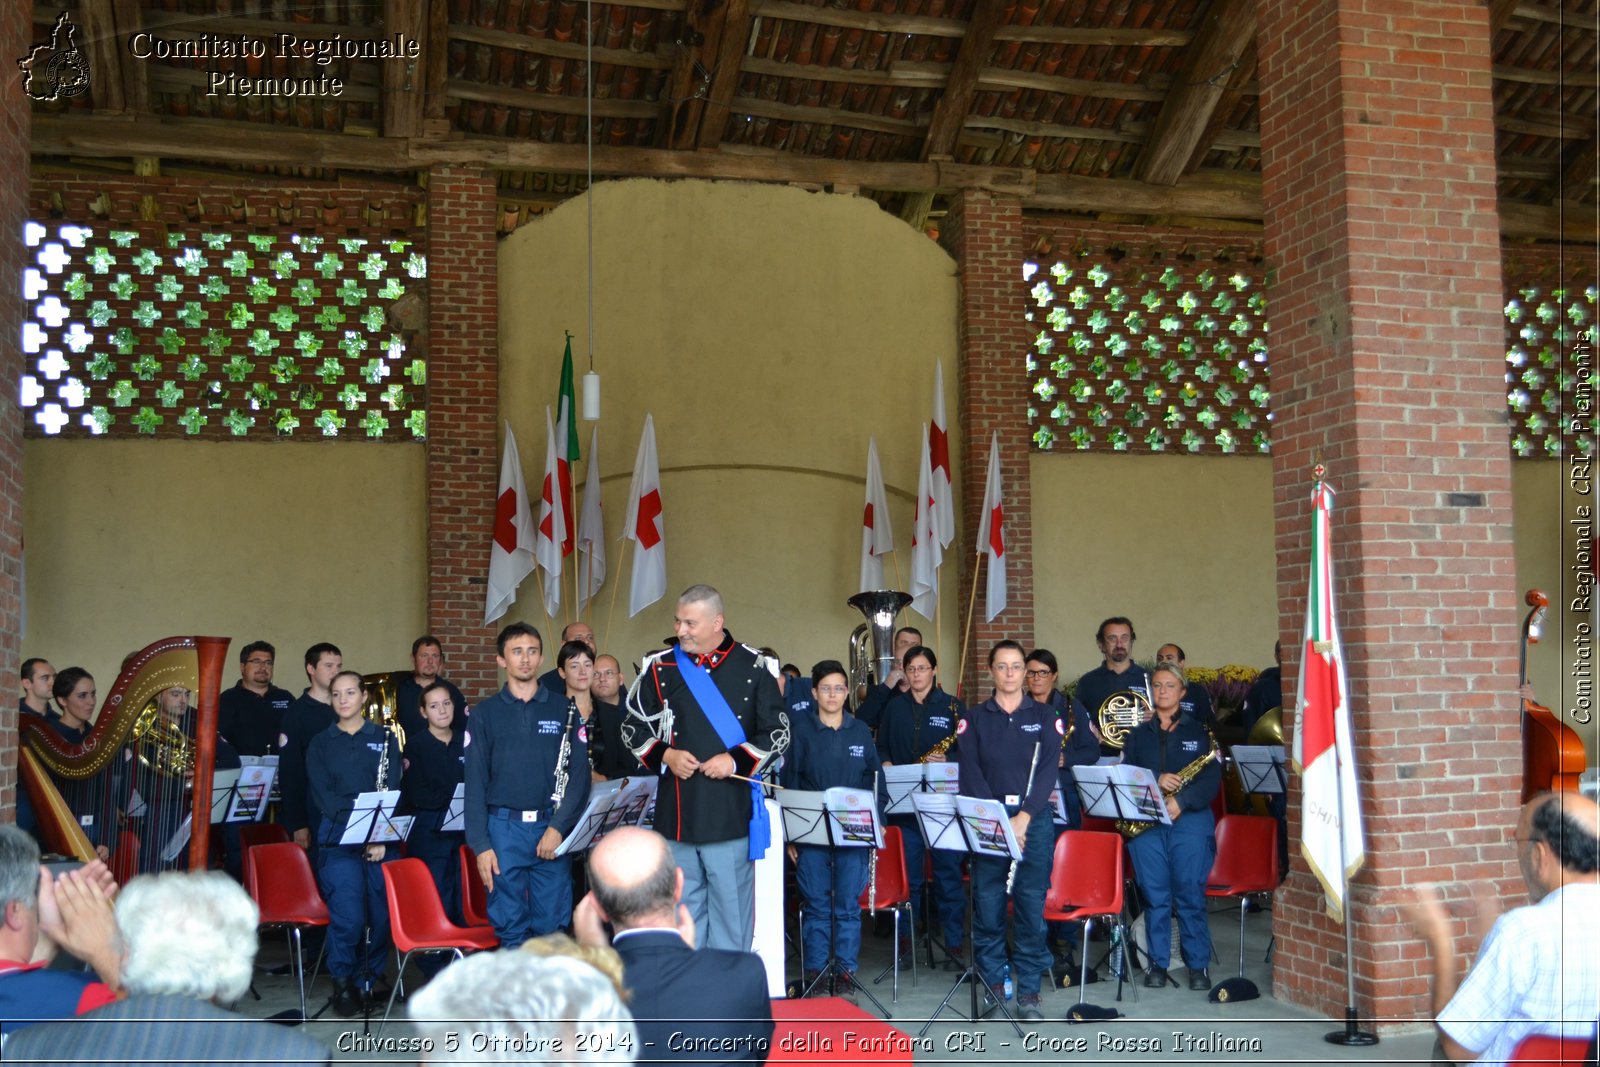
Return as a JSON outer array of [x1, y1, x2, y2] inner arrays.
[[925, 763, 960, 794], [161, 815, 191, 863], [338, 789, 402, 845], [441, 782, 466, 832], [777, 789, 831, 847], [954, 795, 1021, 861], [882, 764, 925, 815], [822, 786, 883, 849], [909, 791, 964, 851], [208, 768, 243, 824], [554, 778, 626, 857], [1072, 764, 1169, 826], [226, 763, 276, 824], [126, 787, 148, 820], [1231, 745, 1288, 795]]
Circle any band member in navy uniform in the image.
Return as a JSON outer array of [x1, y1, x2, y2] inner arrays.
[[279, 642, 342, 853], [1074, 618, 1150, 756], [465, 622, 590, 950], [1025, 649, 1099, 828], [876, 645, 967, 964], [782, 660, 879, 998], [622, 584, 789, 952], [1121, 662, 1220, 991], [306, 670, 403, 1016], [401, 681, 466, 925], [956, 640, 1062, 1023]]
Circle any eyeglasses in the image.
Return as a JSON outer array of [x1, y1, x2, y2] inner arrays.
[[816, 685, 850, 696], [904, 665, 933, 675], [1025, 669, 1055, 679], [245, 658, 273, 667]]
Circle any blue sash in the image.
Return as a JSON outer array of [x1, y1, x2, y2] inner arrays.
[[674, 646, 770, 860]]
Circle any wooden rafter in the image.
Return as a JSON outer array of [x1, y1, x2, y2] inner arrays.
[[746, 0, 1192, 45], [656, 0, 734, 149], [1135, 0, 1257, 185], [693, 0, 752, 148], [1559, 136, 1599, 202], [451, 23, 672, 71], [75, 1, 125, 113], [31, 114, 1594, 240], [111, 0, 147, 113], [381, 0, 426, 139], [921, 0, 1008, 160], [423, 0, 448, 125]]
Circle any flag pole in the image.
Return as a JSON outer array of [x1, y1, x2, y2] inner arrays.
[[955, 552, 981, 699], [889, 549, 903, 594], [604, 535, 630, 652], [1313, 462, 1376, 1047]]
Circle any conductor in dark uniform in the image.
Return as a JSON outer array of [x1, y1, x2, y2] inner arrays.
[[1121, 663, 1220, 991], [622, 584, 789, 952], [465, 622, 590, 950], [957, 640, 1062, 1023]]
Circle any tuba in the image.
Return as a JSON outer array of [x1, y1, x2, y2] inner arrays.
[[1097, 689, 1153, 750], [21, 636, 229, 870], [362, 670, 408, 752], [847, 590, 912, 705]]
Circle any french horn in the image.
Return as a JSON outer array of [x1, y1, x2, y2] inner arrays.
[[1097, 689, 1153, 750]]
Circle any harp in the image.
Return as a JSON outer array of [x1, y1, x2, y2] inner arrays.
[[20, 636, 230, 872]]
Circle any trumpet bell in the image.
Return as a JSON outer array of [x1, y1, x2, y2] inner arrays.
[[1246, 706, 1283, 746], [1097, 690, 1152, 750]]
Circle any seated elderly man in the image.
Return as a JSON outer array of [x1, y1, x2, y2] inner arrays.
[[409, 950, 636, 1064], [5, 870, 329, 1067], [1404, 791, 1600, 1065], [0, 825, 120, 1041]]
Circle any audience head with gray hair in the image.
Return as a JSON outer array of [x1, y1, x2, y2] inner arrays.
[[117, 871, 259, 1004], [410, 951, 635, 1064], [0, 825, 43, 960]]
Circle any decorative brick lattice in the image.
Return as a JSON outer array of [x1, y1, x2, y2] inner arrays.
[[1503, 250, 1597, 459], [1025, 245, 1272, 455], [21, 222, 426, 440]]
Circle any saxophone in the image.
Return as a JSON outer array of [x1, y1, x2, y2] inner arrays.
[[919, 709, 961, 762], [1117, 731, 1218, 840]]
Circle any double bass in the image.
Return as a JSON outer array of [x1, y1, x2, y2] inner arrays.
[[1519, 590, 1585, 800], [19, 636, 229, 873]]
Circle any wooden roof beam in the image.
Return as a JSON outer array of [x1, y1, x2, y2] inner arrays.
[[382, 0, 426, 138], [921, 0, 1008, 159], [694, 0, 753, 148], [1134, 0, 1256, 185], [747, 1, 1192, 45], [657, 0, 735, 149], [75, 1, 125, 113], [1558, 136, 1598, 201]]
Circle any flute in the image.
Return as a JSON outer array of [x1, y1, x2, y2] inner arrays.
[[1006, 741, 1042, 894]]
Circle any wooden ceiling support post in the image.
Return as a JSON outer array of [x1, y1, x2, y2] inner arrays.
[[382, 0, 426, 138], [692, 0, 752, 149]]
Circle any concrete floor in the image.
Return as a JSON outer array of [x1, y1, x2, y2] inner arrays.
[[237, 901, 1439, 1066]]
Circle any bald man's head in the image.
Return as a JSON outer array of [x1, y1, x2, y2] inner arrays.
[[1518, 791, 1600, 900], [587, 827, 679, 929]]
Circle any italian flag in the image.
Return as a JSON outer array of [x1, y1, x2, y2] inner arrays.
[[1291, 479, 1366, 923], [555, 337, 580, 558]]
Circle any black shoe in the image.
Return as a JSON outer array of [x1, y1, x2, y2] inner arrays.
[[835, 972, 859, 1004], [1016, 994, 1044, 1022], [1143, 967, 1171, 989], [1188, 968, 1212, 991], [331, 982, 362, 1018]]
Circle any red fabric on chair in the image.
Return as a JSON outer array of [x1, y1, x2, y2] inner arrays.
[[1043, 830, 1128, 1001], [245, 842, 330, 1021], [1078, 815, 1119, 835], [241, 823, 292, 851], [1508, 1033, 1596, 1064], [1204, 814, 1279, 992], [458, 845, 492, 928]]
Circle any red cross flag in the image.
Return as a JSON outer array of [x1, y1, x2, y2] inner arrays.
[[624, 414, 666, 618], [929, 360, 955, 549], [909, 424, 943, 621], [485, 422, 535, 626], [976, 432, 1006, 622]]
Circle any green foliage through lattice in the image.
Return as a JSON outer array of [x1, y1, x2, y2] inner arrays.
[[20, 222, 425, 440]]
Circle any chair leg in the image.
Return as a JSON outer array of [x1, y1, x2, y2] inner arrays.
[[289, 927, 307, 1021], [376, 950, 414, 1038], [1237, 896, 1249, 977], [904, 902, 916, 989], [1076, 918, 1092, 1004]]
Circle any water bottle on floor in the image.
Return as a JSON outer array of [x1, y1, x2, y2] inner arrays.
[[1002, 963, 1013, 1000]]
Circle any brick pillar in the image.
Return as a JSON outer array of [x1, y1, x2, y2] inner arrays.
[[1258, 0, 1522, 1023], [425, 167, 501, 701], [941, 192, 1035, 697], [0, 2, 31, 819]]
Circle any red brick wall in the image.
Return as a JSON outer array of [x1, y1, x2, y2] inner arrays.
[[1258, 0, 1521, 1023], [424, 167, 501, 701], [941, 191, 1035, 698], [0, 0, 30, 819]]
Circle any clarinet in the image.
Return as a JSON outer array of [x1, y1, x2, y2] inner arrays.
[[866, 771, 880, 915], [552, 699, 578, 809], [376, 724, 392, 791], [1005, 741, 1042, 894]]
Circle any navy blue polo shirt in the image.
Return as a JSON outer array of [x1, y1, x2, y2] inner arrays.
[[782, 711, 877, 793], [278, 691, 336, 833], [305, 719, 403, 833], [402, 728, 465, 812], [217, 682, 294, 757], [955, 695, 1062, 819], [875, 688, 962, 766], [396, 675, 468, 744], [1121, 710, 1220, 814], [463, 685, 590, 853]]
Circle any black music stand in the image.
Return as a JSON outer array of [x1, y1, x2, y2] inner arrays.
[[780, 787, 890, 1018], [911, 792, 1023, 1038], [881, 762, 962, 970]]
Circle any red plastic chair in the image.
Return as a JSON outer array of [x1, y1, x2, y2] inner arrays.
[[1509, 1033, 1598, 1064], [458, 845, 492, 928], [241, 822, 292, 851], [1204, 815, 1280, 998], [860, 825, 915, 1000], [1078, 814, 1120, 836], [379, 857, 499, 1033], [1042, 830, 1129, 1006], [245, 842, 330, 1022]]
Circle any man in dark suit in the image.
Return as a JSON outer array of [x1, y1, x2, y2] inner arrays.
[[5, 870, 328, 1067], [575, 826, 774, 1066]]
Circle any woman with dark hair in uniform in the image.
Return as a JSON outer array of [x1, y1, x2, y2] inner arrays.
[[46, 668, 111, 860], [306, 669, 403, 1016], [400, 680, 465, 925], [556, 640, 608, 783]]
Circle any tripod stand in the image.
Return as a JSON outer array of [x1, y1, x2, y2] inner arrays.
[[797, 843, 890, 1018]]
